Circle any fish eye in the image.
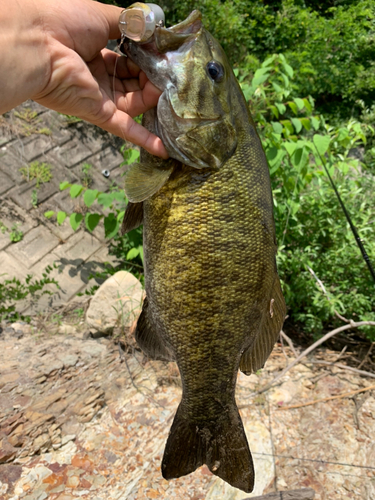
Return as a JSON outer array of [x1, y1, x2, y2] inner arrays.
[[206, 61, 224, 83]]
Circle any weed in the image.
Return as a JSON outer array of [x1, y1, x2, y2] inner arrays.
[[13, 107, 52, 136], [61, 114, 83, 125], [81, 163, 93, 188], [9, 224, 23, 243], [20, 161, 53, 188], [73, 307, 85, 319], [31, 189, 38, 209], [0, 221, 7, 234], [0, 264, 60, 322]]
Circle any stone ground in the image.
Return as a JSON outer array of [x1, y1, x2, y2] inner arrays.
[[0, 100, 127, 313], [0, 325, 374, 500]]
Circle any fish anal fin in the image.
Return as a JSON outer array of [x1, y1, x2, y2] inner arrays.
[[162, 401, 254, 493], [135, 297, 174, 362], [121, 201, 143, 235], [124, 162, 174, 203], [240, 276, 286, 375]]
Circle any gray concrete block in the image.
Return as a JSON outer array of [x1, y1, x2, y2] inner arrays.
[[9, 226, 60, 269], [53, 230, 103, 263], [10, 179, 59, 211], [14, 135, 55, 162], [90, 146, 124, 171], [48, 139, 93, 168], [0, 250, 29, 282], [0, 148, 26, 182], [0, 199, 38, 251], [41, 111, 73, 146], [0, 167, 15, 196]]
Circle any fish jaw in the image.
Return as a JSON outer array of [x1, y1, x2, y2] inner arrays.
[[121, 12, 239, 170]]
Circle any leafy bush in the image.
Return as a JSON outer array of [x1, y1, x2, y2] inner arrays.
[[45, 147, 144, 287], [240, 54, 375, 338], [0, 266, 60, 322]]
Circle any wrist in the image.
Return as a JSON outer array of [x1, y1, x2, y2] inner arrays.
[[0, 0, 50, 114]]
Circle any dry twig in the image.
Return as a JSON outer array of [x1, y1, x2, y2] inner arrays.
[[280, 330, 297, 357], [306, 360, 375, 379], [258, 320, 375, 394], [277, 383, 375, 411]]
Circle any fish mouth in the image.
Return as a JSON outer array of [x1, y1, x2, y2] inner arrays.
[[120, 10, 202, 63]]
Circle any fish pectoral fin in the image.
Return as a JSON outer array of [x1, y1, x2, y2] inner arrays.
[[240, 275, 286, 375], [135, 297, 175, 362], [176, 118, 237, 169], [124, 162, 174, 203], [121, 201, 143, 235], [162, 401, 254, 493]]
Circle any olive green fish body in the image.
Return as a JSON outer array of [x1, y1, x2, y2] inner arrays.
[[121, 11, 286, 493]]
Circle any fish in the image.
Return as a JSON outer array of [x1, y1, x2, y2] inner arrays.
[[120, 9, 286, 493]]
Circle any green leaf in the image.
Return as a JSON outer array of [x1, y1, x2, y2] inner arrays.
[[337, 128, 349, 142], [288, 102, 298, 115], [282, 62, 294, 79], [281, 120, 294, 135], [85, 213, 101, 232], [252, 68, 270, 87], [294, 98, 305, 111], [272, 122, 283, 134], [123, 148, 140, 165], [127, 247, 140, 260], [262, 55, 277, 67], [291, 118, 302, 134], [104, 213, 119, 239], [302, 98, 313, 114], [111, 191, 126, 203], [270, 105, 279, 119], [313, 134, 331, 157], [57, 211, 67, 225], [44, 211, 54, 219], [275, 102, 286, 115], [70, 184, 83, 199], [70, 213, 83, 231], [60, 181, 71, 191], [284, 141, 297, 158], [300, 118, 312, 131], [83, 189, 99, 208], [272, 82, 283, 93], [97, 193, 115, 209], [280, 73, 289, 88], [311, 117, 320, 130]]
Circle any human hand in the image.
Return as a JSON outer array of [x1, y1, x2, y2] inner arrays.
[[1, 0, 168, 158]]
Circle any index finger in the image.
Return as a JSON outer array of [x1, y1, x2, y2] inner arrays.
[[99, 110, 169, 158]]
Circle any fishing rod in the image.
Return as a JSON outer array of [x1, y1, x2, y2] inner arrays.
[[314, 145, 375, 284]]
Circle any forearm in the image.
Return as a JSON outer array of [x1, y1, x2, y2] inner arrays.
[[0, 0, 49, 114]]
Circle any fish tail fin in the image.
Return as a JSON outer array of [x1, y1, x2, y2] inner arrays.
[[162, 401, 254, 493]]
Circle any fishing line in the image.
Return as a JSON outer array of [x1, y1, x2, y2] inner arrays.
[[313, 146, 375, 284], [252, 452, 375, 471]]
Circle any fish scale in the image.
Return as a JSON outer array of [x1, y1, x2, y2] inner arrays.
[[121, 8, 286, 493]]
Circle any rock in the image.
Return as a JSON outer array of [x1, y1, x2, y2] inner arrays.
[[86, 271, 143, 333], [11, 322, 32, 335], [58, 324, 77, 335]]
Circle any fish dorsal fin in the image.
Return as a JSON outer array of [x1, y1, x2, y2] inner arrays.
[[124, 162, 174, 203], [240, 275, 286, 375], [176, 119, 237, 169], [121, 201, 143, 235]]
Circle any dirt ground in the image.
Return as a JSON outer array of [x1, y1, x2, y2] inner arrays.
[[0, 318, 374, 500]]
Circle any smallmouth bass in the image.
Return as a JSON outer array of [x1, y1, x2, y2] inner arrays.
[[120, 10, 286, 493]]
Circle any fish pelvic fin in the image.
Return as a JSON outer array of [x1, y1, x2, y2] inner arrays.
[[135, 297, 175, 362], [240, 275, 286, 375], [121, 201, 143, 235], [162, 401, 254, 493], [124, 162, 174, 202]]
